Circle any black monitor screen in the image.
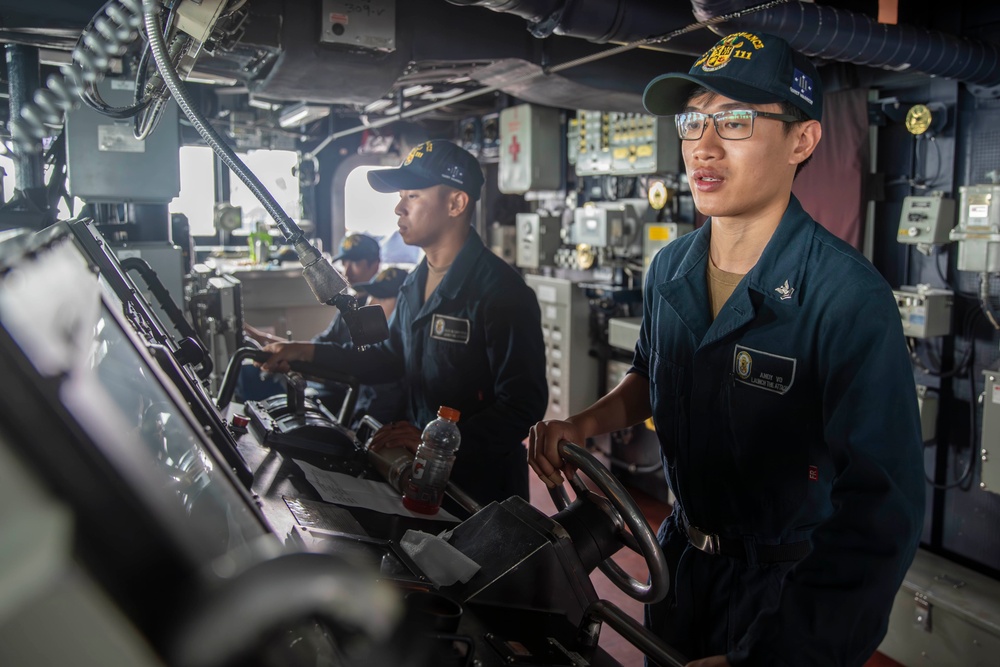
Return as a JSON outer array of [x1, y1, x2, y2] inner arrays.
[[0, 236, 267, 564]]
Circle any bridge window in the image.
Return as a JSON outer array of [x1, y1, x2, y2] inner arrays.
[[345, 165, 420, 264]]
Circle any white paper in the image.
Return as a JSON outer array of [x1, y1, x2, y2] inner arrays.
[[294, 459, 459, 522]]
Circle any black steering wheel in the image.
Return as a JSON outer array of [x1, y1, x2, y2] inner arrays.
[[549, 441, 669, 604]]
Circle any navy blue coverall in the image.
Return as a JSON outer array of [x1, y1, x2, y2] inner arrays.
[[314, 228, 548, 505], [311, 307, 406, 428], [633, 196, 924, 666]]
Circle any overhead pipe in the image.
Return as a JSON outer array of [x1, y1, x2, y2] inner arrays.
[[447, 0, 697, 43], [451, 0, 1000, 86], [690, 0, 1000, 87]]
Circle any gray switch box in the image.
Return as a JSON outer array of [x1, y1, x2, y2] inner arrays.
[[897, 195, 955, 245], [65, 78, 180, 202], [893, 285, 953, 338], [949, 185, 1000, 272], [515, 212, 561, 269]]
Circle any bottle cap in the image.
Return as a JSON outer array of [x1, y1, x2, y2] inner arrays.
[[438, 406, 460, 421]]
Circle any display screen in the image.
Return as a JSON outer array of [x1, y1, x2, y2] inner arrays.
[[0, 237, 267, 563]]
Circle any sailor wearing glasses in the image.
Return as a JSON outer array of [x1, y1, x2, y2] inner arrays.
[[528, 32, 923, 667]]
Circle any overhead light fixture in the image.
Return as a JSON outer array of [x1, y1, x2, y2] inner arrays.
[[364, 99, 394, 114], [402, 84, 433, 97], [278, 102, 331, 128], [184, 69, 239, 86], [248, 96, 282, 111]]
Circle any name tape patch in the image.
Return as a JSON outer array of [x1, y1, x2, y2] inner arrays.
[[430, 314, 470, 344], [733, 345, 796, 395]]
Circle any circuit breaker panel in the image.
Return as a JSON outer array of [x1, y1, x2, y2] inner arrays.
[[570, 110, 681, 176], [526, 275, 598, 422]]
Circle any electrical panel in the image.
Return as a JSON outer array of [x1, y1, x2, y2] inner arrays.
[[949, 184, 1000, 272], [572, 110, 681, 176], [571, 206, 625, 247], [979, 370, 1000, 495], [498, 104, 562, 194], [526, 275, 598, 422], [607, 316, 641, 353], [643, 222, 693, 271], [897, 194, 955, 245], [65, 78, 180, 203], [894, 285, 953, 338], [320, 0, 396, 51], [515, 212, 562, 269], [488, 223, 516, 264]]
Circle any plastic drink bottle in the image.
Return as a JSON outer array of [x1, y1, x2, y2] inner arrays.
[[402, 406, 461, 515], [248, 222, 271, 264]]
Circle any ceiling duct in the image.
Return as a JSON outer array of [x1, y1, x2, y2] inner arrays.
[[452, 0, 1000, 88], [690, 0, 1000, 87], [447, 0, 713, 54]]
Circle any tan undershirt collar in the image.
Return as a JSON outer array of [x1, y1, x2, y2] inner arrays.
[[707, 258, 746, 319]]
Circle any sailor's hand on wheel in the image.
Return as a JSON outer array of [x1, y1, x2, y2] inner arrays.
[[258, 342, 315, 373], [527, 419, 584, 488]]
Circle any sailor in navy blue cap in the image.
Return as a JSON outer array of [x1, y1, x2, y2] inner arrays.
[[529, 32, 923, 667], [366, 139, 485, 203], [262, 139, 547, 507], [330, 233, 381, 286]]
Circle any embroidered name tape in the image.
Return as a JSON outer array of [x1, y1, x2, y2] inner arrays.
[[733, 345, 796, 395]]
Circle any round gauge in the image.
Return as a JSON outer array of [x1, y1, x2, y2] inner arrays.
[[648, 180, 669, 210], [576, 243, 595, 270], [905, 104, 933, 135]]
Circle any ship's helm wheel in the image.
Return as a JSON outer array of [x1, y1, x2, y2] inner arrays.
[[549, 441, 669, 603]]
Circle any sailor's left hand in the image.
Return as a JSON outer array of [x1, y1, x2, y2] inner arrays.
[[369, 421, 422, 454], [686, 656, 730, 667]]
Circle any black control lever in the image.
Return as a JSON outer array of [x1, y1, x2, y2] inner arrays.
[[216, 347, 360, 417]]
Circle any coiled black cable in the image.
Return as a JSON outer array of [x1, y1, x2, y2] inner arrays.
[[10, 0, 144, 154]]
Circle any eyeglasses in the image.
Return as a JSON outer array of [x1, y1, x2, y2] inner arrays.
[[675, 109, 801, 141]]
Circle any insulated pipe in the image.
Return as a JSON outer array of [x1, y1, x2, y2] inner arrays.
[[448, 0, 695, 42], [454, 0, 1000, 86], [691, 0, 1000, 87]]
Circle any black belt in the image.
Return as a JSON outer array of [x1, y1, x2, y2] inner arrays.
[[676, 510, 811, 564]]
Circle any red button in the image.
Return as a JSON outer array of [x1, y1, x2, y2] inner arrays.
[[232, 415, 250, 428]]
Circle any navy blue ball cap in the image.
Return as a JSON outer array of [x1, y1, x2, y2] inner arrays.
[[353, 266, 408, 298], [643, 32, 822, 121], [367, 140, 485, 201], [332, 233, 379, 263]]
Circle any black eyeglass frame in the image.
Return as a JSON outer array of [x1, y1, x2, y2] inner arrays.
[[674, 109, 802, 141]]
